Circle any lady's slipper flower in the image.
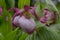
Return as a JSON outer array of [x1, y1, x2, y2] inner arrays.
[[12, 5, 36, 34]]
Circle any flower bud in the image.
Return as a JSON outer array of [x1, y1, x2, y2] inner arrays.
[[24, 5, 30, 11], [40, 8, 58, 26], [0, 6, 2, 15], [45, 11, 57, 24]]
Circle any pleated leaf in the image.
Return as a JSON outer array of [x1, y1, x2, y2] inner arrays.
[[0, 0, 6, 8], [4, 28, 18, 40], [25, 25, 60, 40], [45, 0, 59, 13]]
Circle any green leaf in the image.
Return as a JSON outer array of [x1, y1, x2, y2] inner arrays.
[[5, 0, 15, 9], [47, 24, 60, 40], [25, 25, 60, 40], [19, 32, 28, 40], [18, 0, 30, 9], [14, 30, 22, 40], [0, 0, 6, 8], [4, 28, 18, 40], [0, 33, 4, 40], [14, 29, 28, 40], [36, 4, 43, 17], [0, 9, 12, 36], [45, 0, 59, 14]]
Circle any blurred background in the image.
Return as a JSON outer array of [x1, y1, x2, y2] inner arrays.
[[0, 0, 60, 40]]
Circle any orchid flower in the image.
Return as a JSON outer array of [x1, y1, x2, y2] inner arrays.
[[12, 5, 36, 34]]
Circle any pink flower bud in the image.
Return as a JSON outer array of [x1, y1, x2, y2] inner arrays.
[[0, 6, 2, 15], [40, 8, 58, 26], [45, 11, 57, 24], [24, 5, 30, 11], [45, 12, 55, 20]]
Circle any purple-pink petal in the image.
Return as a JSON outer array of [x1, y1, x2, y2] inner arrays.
[[40, 17, 46, 23], [24, 5, 30, 11], [29, 7, 39, 20], [12, 9, 24, 22], [9, 8, 20, 12]]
